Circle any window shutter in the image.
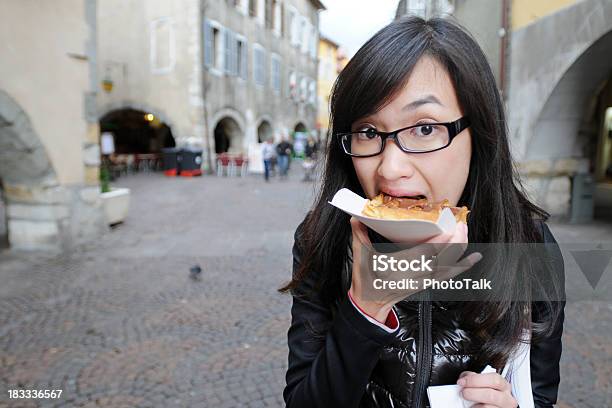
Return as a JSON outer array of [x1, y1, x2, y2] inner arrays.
[[241, 40, 248, 79], [253, 47, 260, 84], [224, 29, 232, 73], [262, 49, 267, 85], [203, 19, 213, 67], [232, 34, 239, 75]]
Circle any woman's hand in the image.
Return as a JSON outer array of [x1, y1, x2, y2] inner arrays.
[[458, 371, 518, 408], [348, 217, 481, 323]]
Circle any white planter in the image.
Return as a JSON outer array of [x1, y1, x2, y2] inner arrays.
[[100, 187, 130, 225]]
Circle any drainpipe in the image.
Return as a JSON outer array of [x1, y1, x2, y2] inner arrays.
[[499, 0, 510, 100], [200, 0, 215, 174]]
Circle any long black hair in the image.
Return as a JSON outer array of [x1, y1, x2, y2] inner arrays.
[[280, 16, 560, 368]]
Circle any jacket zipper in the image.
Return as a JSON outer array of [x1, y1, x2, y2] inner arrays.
[[412, 296, 433, 408]]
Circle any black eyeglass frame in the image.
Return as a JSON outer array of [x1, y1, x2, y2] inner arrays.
[[338, 116, 471, 157]]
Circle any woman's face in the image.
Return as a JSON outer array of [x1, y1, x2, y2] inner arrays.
[[351, 56, 471, 206]]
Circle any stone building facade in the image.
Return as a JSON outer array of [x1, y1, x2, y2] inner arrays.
[[316, 36, 348, 140], [97, 0, 324, 172], [0, 0, 106, 251], [396, 0, 612, 220]]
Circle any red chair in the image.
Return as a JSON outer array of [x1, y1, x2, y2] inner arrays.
[[216, 153, 232, 176], [231, 155, 248, 177]]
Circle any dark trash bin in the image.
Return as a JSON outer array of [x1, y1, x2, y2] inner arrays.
[[180, 147, 203, 177], [161, 147, 181, 177]]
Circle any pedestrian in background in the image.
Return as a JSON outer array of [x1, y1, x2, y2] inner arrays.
[[262, 138, 276, 182], [304, 136, 318, 161], [302, 136, 318, 182], [276, 136, 294, 179]]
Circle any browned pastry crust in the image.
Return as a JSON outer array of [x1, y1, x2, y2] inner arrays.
[[362, 193, 469, 223]]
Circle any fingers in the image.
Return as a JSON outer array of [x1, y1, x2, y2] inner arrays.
[[429, 252, 482, 282], [461, 388, 517, 407], [423, 230, 453, 244], [458, 373, 516, 408], [472, 405, 506, 408], [457, 372, 509, 391], [424, 222, 468, 244], [459, 371, 476, 379]]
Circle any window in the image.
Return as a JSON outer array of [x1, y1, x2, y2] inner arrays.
[[271, 54, 281, 93], [301, 20, 310, 54], [249, 0, 257, 17], [280, 2, 285, 37], [150, 17, 175, 74], [273, 0, 282, 36], [236, 0, 248, 15], [265, 0, 273, 29], [408, 0, 427, 17], [253, 44, 266, 86], [288, 7, 298, 46], [288, 70, 297, 99], [299, 76, 307, 102], [309, 79, 316, 105], [236, 36, 248, 80], [256, 0, 265, 25], [224, 29, 236, 75], [310, 29, 318, 59], [204, 19, 224, 73]]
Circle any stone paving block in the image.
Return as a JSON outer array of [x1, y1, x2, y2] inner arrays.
[[0, 167, 609, 407]]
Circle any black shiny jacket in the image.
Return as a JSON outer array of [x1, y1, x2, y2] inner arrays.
[[283, 221, 565, 408]]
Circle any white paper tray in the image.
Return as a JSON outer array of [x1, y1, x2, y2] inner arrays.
[[329, 188, 457, 243]]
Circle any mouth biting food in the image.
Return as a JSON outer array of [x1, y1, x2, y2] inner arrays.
[[362, 193, 469, 223]]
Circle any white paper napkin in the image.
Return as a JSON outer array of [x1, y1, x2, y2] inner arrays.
[[427, 365, 496, 408]]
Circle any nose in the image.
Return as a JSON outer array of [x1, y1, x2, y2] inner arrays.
[[376, 138, 417, 180]]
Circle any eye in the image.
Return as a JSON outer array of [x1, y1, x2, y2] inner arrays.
[[419, 125, 434, 136], [355, 127, 379, 140], [411, 123, 442, 138]]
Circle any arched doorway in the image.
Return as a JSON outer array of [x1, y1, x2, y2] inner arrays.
[[292, 122, 308, 157], [0, 90, 62, 250], [294, 122, 307, 134], [100, 109, 175, 154], [257, 120, 273, 143], [99, 108, 175, 177], [214, 117, 243, 153], [528, 28, 612, 219]]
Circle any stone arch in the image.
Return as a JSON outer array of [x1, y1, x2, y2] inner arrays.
[[257, 119, 273, 143], [98, 101, 177, 135], [508, 0, 612, 158], [526, 29, 612, 161], [0, 91, 57, 187], [210, 108, 246, 138], [99, 108, 176, 155], [214, 117, 243, 154], [211, 108, 246, 153], [0, 90, 64, 250], [294, 122, 307, 134], [291, 122, 309, 156]]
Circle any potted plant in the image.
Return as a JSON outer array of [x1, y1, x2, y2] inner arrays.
[[99, 160, 130, 225]]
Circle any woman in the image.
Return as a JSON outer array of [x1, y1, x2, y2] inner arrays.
[[280, 16, 565, 408]]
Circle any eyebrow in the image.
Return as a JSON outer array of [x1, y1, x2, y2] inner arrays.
[[402, 95, 443, 111]]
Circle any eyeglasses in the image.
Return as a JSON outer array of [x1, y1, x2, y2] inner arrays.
[[338, 116, 470, 157]]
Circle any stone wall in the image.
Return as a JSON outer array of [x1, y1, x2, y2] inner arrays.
[[518, 158, 590, 218], [0, 0, 106, 252]]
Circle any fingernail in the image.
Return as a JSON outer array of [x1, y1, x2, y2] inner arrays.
[[457, 378, 466, 386]]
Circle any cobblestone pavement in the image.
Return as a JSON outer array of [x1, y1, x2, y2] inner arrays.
[[0, 164, 610, 407]]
